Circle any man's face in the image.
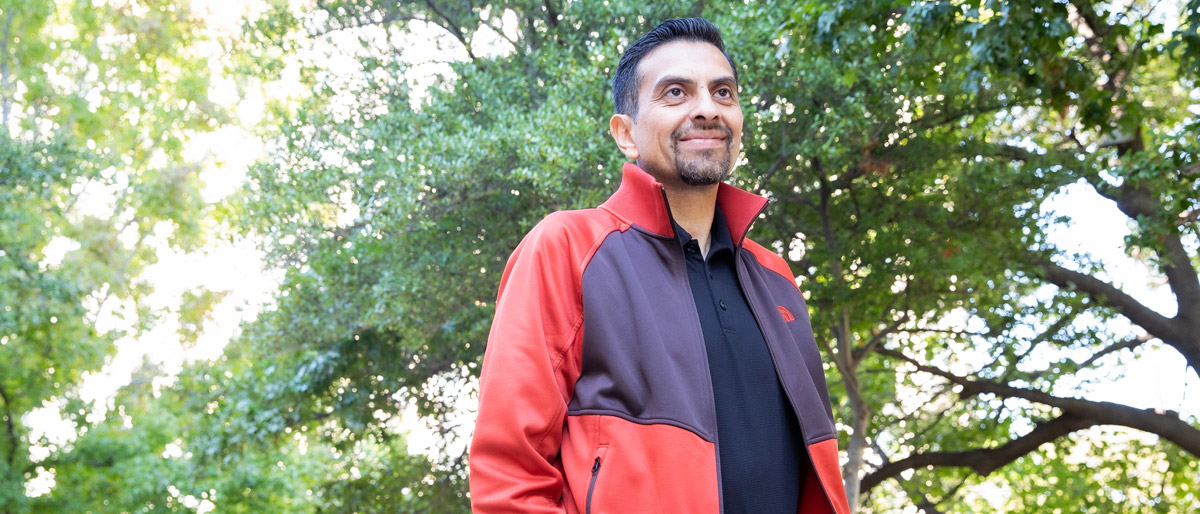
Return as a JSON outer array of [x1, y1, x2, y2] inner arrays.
[[621, 40, 743, 187]]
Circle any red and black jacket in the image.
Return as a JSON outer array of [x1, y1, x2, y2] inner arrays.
[[470, 163, 851, 514]]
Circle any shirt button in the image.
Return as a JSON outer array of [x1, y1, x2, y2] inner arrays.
[[719, 300, 727, 310], [687, 246, 696, 253]]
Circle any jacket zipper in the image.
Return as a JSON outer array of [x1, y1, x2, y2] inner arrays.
[[660, 185, 727, 513], [734, 235, 838, 514], [727, 199, 838, 513], [586, 457, 601, 514]]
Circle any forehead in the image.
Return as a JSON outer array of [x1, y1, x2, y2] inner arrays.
[[635, 40, 735, 91]]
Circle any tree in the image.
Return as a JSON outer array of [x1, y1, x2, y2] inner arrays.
[[1, 0, 224, 511], [72, 0, 1198, 512], [775, 0, 1200, 510], [204, 1, 775, 511]]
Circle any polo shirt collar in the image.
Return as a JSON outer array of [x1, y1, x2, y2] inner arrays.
[[599, 162, 768, 245], [673, 206, 735, 256]]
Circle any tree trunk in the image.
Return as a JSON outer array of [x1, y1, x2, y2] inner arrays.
[[842, 383, 871, 512], [834, 308, 868, 512]]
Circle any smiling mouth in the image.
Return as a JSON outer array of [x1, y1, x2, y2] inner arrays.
[[677, 130, 731, 148], [678, 137, 726, 148]]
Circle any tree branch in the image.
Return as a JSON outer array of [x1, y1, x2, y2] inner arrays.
[[975, 141, 1082, 164], [916, 477, 969, 514], [828, 164, 867, 192], [1106, 184, 1200, 319], [904, 100, 1018, 134], [422, 0, 477, 61], [990, 143, 1041, 162], [865, 346, 1200, 492], [0, 383, 17, 470], [478, 12, 520, 50], [853, 311, 909, 363], [542, 0, 559, 28], [895, 386, 959, 445], [877, 346, 1200, 455], [895, 328, 985, 338], [310, 7, 419, 37], [760, 123, 791, 187], [1038, 260, 1184, 345], [862, 413, 1094, 492], [999, 312, 1077, 381], [815, 164, 853, 374], [1081, 335, 1147, 367], [1069, 1, 1117, 64], [1031, 333, 1153, 377]]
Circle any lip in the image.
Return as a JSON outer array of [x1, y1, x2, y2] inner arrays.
[[677, 131, 728, 148], [678, 131, 728, 142], [678, 138, 726, 148]]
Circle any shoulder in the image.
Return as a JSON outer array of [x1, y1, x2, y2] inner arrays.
[[531, 208, 620, 237], [520, 208, 622, 252], [740, 237, 798, 286], [495, 207, 624, 302], [503, 207, 625, 274]]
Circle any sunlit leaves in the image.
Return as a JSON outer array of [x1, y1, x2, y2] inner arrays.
[[24, 0, 1193, 512], [783, 0, 1198, 511], [1, 0, 228, 511]]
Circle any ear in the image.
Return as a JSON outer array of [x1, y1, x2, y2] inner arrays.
[[609, 114, 639, 160]]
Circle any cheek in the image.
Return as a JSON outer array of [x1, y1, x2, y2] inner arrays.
[[730, 111, 745, 133], [630, 125, 651, 148], [646, 124, 672, 149]]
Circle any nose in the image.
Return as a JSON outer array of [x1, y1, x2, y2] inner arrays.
[[690, 88, 721, 121]]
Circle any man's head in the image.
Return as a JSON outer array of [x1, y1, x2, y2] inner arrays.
[[609, 18, 743, 187]]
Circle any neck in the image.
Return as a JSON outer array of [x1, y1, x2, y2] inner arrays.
[[664, 183, 718, 257]]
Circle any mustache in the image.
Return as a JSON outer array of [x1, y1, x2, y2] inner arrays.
[[671, 122, 733, 142]]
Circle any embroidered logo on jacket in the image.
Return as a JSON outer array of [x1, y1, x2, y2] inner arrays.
[[777, 305, 796, 322]]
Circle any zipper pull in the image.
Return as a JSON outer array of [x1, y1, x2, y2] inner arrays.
[[591, 457, 601, 474]]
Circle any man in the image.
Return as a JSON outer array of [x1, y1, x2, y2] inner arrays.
[[469, 18, 850, 514]]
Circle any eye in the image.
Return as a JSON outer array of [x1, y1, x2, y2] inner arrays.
[[716, 87, 733, 99], [666, 87, 685, 97]]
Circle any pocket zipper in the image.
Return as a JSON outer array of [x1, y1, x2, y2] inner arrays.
[[585, 456, 601, 514]]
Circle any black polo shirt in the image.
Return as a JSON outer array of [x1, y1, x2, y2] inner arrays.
[[674, 207, 809, 513]]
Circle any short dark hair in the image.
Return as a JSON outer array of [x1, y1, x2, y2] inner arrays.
[[611, 17, 738, 117]]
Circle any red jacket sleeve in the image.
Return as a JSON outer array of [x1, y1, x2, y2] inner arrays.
[[469, 212, 595, 513]]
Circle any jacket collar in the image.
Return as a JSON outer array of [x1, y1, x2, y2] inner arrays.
[[599, 162, 769, 245]]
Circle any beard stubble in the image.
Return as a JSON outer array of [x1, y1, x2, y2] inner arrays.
[[671, 122, 734, 186]]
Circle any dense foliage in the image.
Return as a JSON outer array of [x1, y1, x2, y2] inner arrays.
[[3, 0, 1198, 513], [1, 0, 221, 511]]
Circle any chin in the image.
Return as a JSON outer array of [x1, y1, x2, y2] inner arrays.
[[677, 156, 731, 186]]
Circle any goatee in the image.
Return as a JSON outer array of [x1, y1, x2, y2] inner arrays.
[[677, 152, 731, 185], [672, 123, 733, 186]]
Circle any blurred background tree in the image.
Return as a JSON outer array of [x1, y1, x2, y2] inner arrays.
[[2, 0, 1197, 513], [778, 0, 1200, 510], [1, 0, 223, 511]]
